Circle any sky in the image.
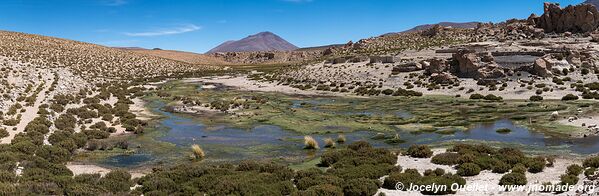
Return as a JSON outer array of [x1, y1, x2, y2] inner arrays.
[[0, 0, 584, 53]]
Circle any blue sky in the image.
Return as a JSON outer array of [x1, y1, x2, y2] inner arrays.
[[1, 0, 583, 53]]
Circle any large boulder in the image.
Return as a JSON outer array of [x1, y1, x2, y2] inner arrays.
[[531, 58, 553, 77], [452, 50, 481, 78], [536, 3, 599, 33], [392, 62, 422, 73], [424, 58, 449, 75]]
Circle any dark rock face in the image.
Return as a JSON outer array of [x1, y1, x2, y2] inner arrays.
[[536, 2, 599, 33], [207, 32, 298, 53]]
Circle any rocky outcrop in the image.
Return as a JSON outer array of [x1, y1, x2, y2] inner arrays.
[[536, 2, 599, 33], [424, 58, 449, 75], [452, 50, 481, 78], [451, 50, 506, 80], [392, 62, 422, 73]]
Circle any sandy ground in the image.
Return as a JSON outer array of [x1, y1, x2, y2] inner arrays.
[[130, 98, 157, 121], [377, 149, 585, 196], [189, 76, 361, 97], [558, 114, 599, 137], [66, 163, 146, 179], [1, 75, 53, 144]]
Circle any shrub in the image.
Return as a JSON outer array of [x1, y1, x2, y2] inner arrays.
[[457, 163, 481, 176], [406, 145, 433, 158], [304, 136, 319, 149], [383, 169, 421, 189], [0, 129, 8, 138], [499, 172, 527, 186], [527, 158, 546, 173], [431, 152, 460, 165], [99, 170, 132, 193], [492, 161, 511, 174], [469, 94, 484, 99], [529, 95, 544, 101], [583, 156, 599, 168], [561, 94, 579, 101], [584, 167, 597, 178], [559, 174, 579, 186], [566, 164, 583, 176], [511, 164, 527, 174], [342, 178, 379, 196]]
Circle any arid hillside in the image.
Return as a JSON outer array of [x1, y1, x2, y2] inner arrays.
[[120, 48, 230, 65], [0, 31, 218, 79]]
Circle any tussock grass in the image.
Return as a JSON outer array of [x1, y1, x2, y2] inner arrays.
[[191, 144, 205, 160], [324, 138, 335, 148], [304, 136, 319, 149], [337, 134, 346, 143]]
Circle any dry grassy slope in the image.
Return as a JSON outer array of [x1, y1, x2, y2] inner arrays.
[[0, 30, 217, 79], [122, 48, 230, 65]]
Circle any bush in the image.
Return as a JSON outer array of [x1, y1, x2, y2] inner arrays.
[[529, 95, 543, 102], [566, 164, 583, 176], [583, 156, 599, 168], [342, 178, 380, 196], [559, 174, 578, 185], [584, 167, 597, 178], [561, 94, 579, 101], [382, 169, 421, 190], [527, 158, 545, 173], [406, 145, 433, 158], [511, 164, 527, 174], [499, 172, 527, 186], [99, 169, 132, 193], [0, 129, 8, 138], [457, 163, 481, 176], [431, 152, 460, 165], [492, 161, 511, 174], [469, 94, 484, 99]]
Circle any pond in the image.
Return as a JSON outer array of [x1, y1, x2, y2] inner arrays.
[[100, 99, 599, 168]]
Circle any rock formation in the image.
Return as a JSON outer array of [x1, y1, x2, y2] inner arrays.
[[535, 2, 599, 33]]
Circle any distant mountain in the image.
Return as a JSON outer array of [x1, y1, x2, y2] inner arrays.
[[584, 0, 599, 8], [400, 22, 480, 33], [206, 31, 298, 53]]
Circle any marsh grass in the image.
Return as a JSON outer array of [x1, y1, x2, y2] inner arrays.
[[304, 136, 319, 149], [191, 144, 205, 160]]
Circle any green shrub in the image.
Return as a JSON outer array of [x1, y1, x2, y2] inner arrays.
[[559, 174, 579, 186], [406, 145, 433, 158], [431, 152, 460, 165], [529, 95, 543, 102], [499, 172, 527, 186], [492, 161, 511, 174], [382, 169, 421, 189], [457, 163, 481, 176], [566, 164, 583, 176], [561, 94, 579, 101], [342, 178, 380, 196], [527, 158, 545, 173], [584, 167, 597, 178], [583, 156, 599, 168]]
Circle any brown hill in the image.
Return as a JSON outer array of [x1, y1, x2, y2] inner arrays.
[[119, 48, 230, 65], [0, 30, 216, 79]]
